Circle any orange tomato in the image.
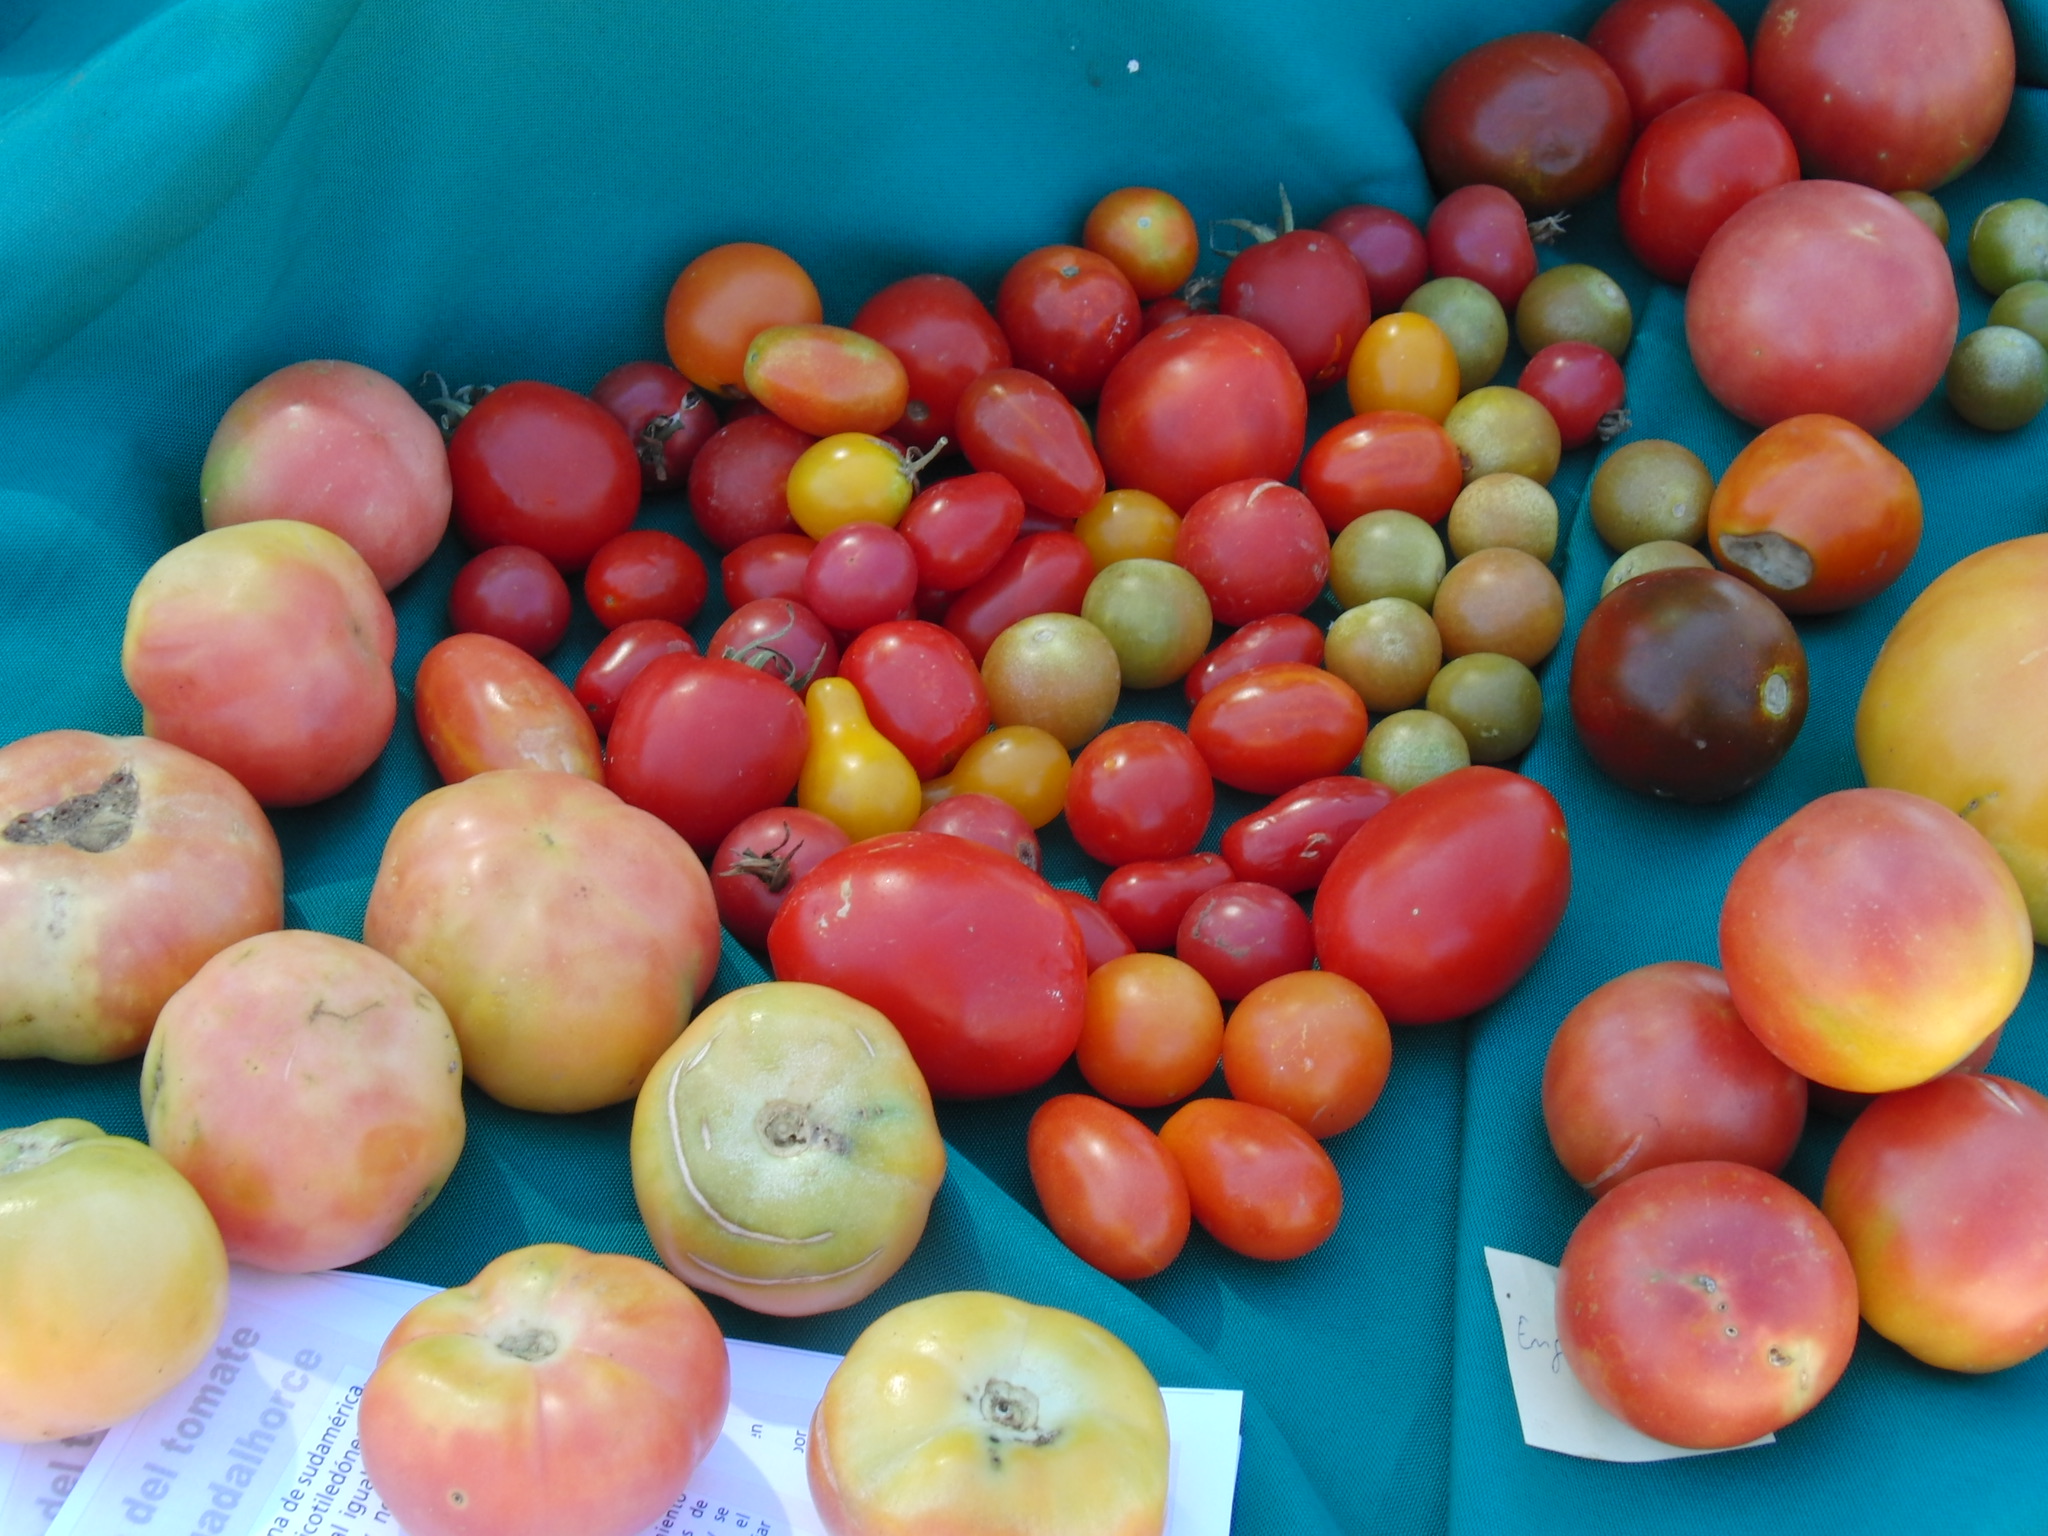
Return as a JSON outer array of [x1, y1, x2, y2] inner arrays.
[[1078, 951, 1225, 1106], [1347, 312, 1461, 420], [1083, 186, 1201, 300], [921, 724, 1071, 828], [663, 242, 821, 398], [1222, 970, 1393, 1137], [1075, 488, 1181, 569], [743, 324, 910, 438]]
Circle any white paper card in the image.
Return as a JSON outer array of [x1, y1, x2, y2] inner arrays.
[[1483, 1247, 1772, 1462], [0, 1432, 103, 1536]]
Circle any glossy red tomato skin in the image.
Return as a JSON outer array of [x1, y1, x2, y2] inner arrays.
[[1519, 343, 1628, 450], [605, 653, 812, 856], [1188, 665, 1368, 797], [800, 523, 919, 634], [1176, 882, 1316, 1001], [1096, 316, 1308, 513], [573, 620, 697, 736], [1751, 0, 2013, 192], [1299, 412, 1463, 531], [1314, 766, 1570, 1024], [448, 381, 641, 571], [1028, 1095, 1191, 1280], [954, 369, 1105, 520], [449, 545, 572, 657], [1158, 1098, 1344, 1261], [997, 245, 1142, 405], [1619, 91, 1800, 286], [1174, 480, 1331, 627], [913, 792, 1041, 872], [685, 415, 811, 552], [1686, 180, 1959, 435], [1219, 233, 1373, 395], [838, 621, 991, 779], [767, 832, 1088, 1098], [1184, 615, 1325, 705], [720, 531, 814, 607], [941, 531, 1096, 665], [1319, 206, 1431, 312], [708, 807, 851, 949], [1066, 722, 1216, 866], [1221, 776, 1396, 894], [1587, 0, 1749, 129], [1426, 186, 1538, 310], [1141, 296, 1205, 333], [413, 633, 603, 785], [852, 274, 1012, 453], [583, 529, 710, 630], [1054, 888, 1138, 972], [591, 361, 720, 491], [707, 598, 838, 692], [1421, 32, 1635, 209], [1098, 854, 1235, 952], [898, 472, 1026, 592]]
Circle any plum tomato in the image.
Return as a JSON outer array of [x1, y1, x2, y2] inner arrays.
[[583, 528, 709, 630], [1219, 228, 1374, 394], [1222, 971, 1392, 1138], [574, 619, 697, 736], [664, 241, 821, 397], [1096, 852, 1235, 952], [942, 529, 1096, 664], [1518, 342, 1628, 450], [1426, 185, 1538, 311], [913, 792, 1040, 871], [1184, 614, 1325, 705], [605, 653, 811, 856], [899, 470, 1025, 591], [1587, 0, 1749, 128], [997, 244, 1142, 404], [1189, 663, 1368, 796], [449, 545, 571, 657], [1054, 888, 1137, 972], [852, 273, 1012, 453], [1421, 32, 1634, 209], [591, 361, 719, 490], [954, 368, 1106, 519], [414, 633, 602, 785], [1065, 721, 1214, 866], [1319, 205, 1431, 312], [720, 531, 814, 607], [1096, 315, 1308, 513], [1619, 92, 1800, 287], [921, 724, 1072, 829], [743, 324, 909, 439], [1300, 412, 1463, 532], [1176, 881, 1315, 1002], [800, 522, 919, 633], [1347, 312, 1461, 422], [839, 620, 990, 779], [710, 807, 851, 949], [1314, 766, 1569, 1024], [1173, 479, 1330, 626], [1221, 775, 1396, 893], [1084, 187, 1201, 301], [448, 381, 641, 571], [708, 597, 837, 691], [1158, 1098, 1344, 1261], [1028, 1094, 1191, 1280], [1078, 952, 1226, 1107], [685, 414, 811, 551]]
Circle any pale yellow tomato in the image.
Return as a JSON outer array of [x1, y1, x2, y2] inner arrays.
[[788, 433, 920, 537]]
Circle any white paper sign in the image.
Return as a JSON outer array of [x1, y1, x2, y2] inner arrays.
[[1483, 1247, 1772, 1462]]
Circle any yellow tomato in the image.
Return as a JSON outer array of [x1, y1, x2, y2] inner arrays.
[[1347, 312, 1461, 421], [921, 725, 1071, 829], [787, 433, 917, 538], [1075, 489, 1180, 570], [800, 677, 922, 842]]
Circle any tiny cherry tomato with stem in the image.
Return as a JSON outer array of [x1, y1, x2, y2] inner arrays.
[[1217, 189, 1375, 394], [449, 545, 571, 657], [786, 433, 946, 539], [1028, 1095, 1192, 1281], [583, 529, 709, 630], [1223, 970, 1393, 1138], [709, 597, 838, 692], [1175, 881, 1315, 1001], [573, 619, 697, 736], [1078, 952, 1226, 1108], [1084, 187, 1202, 301], [1158, 1098, 1344, 1261], [709, 807, 852, 949], [591, 361, 720, 491], [1519, 342, 1629, 450]]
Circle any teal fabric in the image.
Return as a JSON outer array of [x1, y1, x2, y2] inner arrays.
[[2, 1, 2045, 1530]]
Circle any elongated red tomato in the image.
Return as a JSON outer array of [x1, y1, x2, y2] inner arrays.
[[954, 369, 1105, 520], [1097, 853, 1234, 952], [1300, 412, 1463, 531], [1028, 1095, 1190, 1280], [1188, 665, 1367, 796], [1183, 615, 1325, 704], [941, 531, 1095, 665], [1221, 775, 1396, 893], [414, 633, 602, 785]]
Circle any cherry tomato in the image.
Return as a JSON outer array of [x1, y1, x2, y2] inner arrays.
[[1319, 205, 1431, 312], [1300, 412, 1463, 532], [997, 245, 1142, 404], [797, 676, 922, 843], [720, 531, 814, 607], [414, 633, 602, 785], [709, 807, 851, 949], [583, 529, 709, 630], [1618, 91, 1800, 286], [1188, 665, 1367, 797], [1587, 0, 1749, 128], [449, 545, 571, 656], [573, 619, 697, 736], [1421, 32, 1634, 209], [1347, 313, 1461, 422], [708, 598, 838, 691], [686, 414, 811, 552], [1158, 1098, 1344, 1261], [742, 324, 910, 440], [1076, 488, 1181, 570], [801, 522, 919, 633], [898, 471, 1025, 592], [1097, 315, 1308, 513], [1175, 882, 1315, 1002], [1173, 480, 1330, 626], [1219, 775, 1396, 893], [590, 361, 720, 491], [912, 792, 1040, 871], [942, 530, 1096, 665], [1028, 1095, 1191, 1280], [1053, 888, 1137, 973], [851, 274, 1012, 454], [921, 725, 1071, 829], [1183, 615, 1325, 705], [1141, 295, 1208, 332], [1223, 971, 1392, 1138], [1096, 853, 1234, 952], [785, 434, 923, 538], [1219, 231, 1373, 394], [1425, 186, 1538, 310], [664, 242, 821, 397], [954, 369, 1106, 520], [1078, 952, 1226, 1107], [1519, 342, 1629, 450], [1066, 721, 1215, 866], [447, 381, 640, 571], [1084, 188, 1201, 301], [838, 620, 990, 780]]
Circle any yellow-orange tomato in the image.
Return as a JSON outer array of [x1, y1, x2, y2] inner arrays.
[[787, 434, 919, 538], [1347, 312, 1461, 421], [1075, 488, 1182, 569], [743, 324, 910, 438], [1222, 971, 1392, 1137], [1083, 187, 1201, 301], [799, 678, 922, 843], [664, 242, 821, 398], [1708, 414, 1921, 613], [922, 724, 1071, 828], [1078, 952, 1226, 1107]]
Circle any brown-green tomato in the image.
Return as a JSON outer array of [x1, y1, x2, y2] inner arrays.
[[1445, 387, 1562, 485], [1515, 264, 1633, 358], [1403, 276, 1510, 393], [1591, 439, 1714, 550], [1360, 710, 1471, 793], [1325, 599, 1443, 713], [1447, 473, 1558, 561], [1330, 508, 1448, 611], [1426, 653, 1543, 764], [982, 614, 1123, 749], [1081, 558, 1214, 690], [1602, 539, 1712, 597]]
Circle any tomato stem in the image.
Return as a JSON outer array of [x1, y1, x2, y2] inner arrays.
[[418, 373, 494, 439], [638, 390, 705, 481], [1528, 212, 1570, 246]]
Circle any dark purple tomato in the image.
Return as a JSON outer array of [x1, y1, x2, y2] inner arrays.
[[573, 619, 697, 736], [1426, 186, 1539, 310], [448, 545, 572, 657], [707, 597, 838, 691], [590, 361, 720, 491], [685, 413, 812, 551], [1319, 205, 1431, 312], [1519, 342, 1629, 449], [1220, 232, 1374, 394], [800, 522, 920, 634]]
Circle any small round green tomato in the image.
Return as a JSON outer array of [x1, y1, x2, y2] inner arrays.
[[1969, 199, 2048, 296], [1326, 597, 1443, 713], [1601, 539, 1712, 597], [1515, 264, 1632, 359], [1402, 276, 1509, 394], [1360, 710, 1470, 793], [1330, 510, 1448, 611], [1989, 280, 2048, 351], [786, 433, 919, 538], [1445, 387, 1561, 486], [1425, 652, 1542, 764], [1894, 191, 1950, 246], [1081, 558, 1213, 690], [982, 613, 1123, 749], [1590, 439, 1713, 551], [1947, 327, 2048, 432]]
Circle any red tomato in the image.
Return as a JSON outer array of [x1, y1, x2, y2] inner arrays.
[[838, 620, 990, 779], [448, 381, 641, 571], [1618, 91, 1800, 286], [583, 529, 709, 630], [852, 274, 1012, 453], [1078, 952, 1225, 1107], [1313, 766, 1570, 1024], [1587, 0, 1749, 128], [1219, 231, 1373, 394], [898, 471, 1026, 592], [707, 598, 838, 692], [708, 807, 851, 949], [720, 531, 814, 607], [449, 545, 571, 657], [1141, 295, 1207, 332], [1028, 1095, 1191, 1280], [941, 530, 1096, 665], [1318, 205, 1431, 312], [766, 832, 1088, 1097], [954, 369, 1106, 520], [573, 620, 696, 736], [1220, 775, 1396, 894], [1096, 315, 1307, 513], [414, 633, 603, 785], [1183, 614, 1325, 705], [1098, 853, 1235, 951], [1420, 32, 1634, 209], [1173, 480, 1330, 626], [1158, 1098, 1343, 1261], [1175, 882, 1315, 1001], [1299, 412, 1463, 531], [1065, 721, 1215, 866], [1425, 186, 1538, 310], [1187, 665, 1367, 797], [800, 522, 919, 633], [996, 245, 1142, 404], [912, 792, 1040, 871], [605, 653, 811, 855], [663, 241, 820, 397], [590, 361, 719, 491], [685, 415, 811, 552], [1518, 343, 1629, 450], [1054, 888, 1137, 972], [1222, 970, 1392, 1138], [742, 324, 908, 438]]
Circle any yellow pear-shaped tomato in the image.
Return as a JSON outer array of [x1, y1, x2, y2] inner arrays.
[[800, 677, 922, 842], [1858, 533, 2048, 940]]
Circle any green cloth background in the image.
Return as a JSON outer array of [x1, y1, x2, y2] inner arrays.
[[3, 1, 2045, 1529]]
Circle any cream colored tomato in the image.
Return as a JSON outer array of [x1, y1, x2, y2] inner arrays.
[[808, 1290, 1170, 1536]]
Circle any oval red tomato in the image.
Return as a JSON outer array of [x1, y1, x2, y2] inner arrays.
[[414, 633, 602, 786], [1188, 665, 1367, 797], [954, 369, 1105, 520], [1028, 1095, 1190, 1280], [1097, 853, 1235, 952], [1183, 614, 1325, 704], [1065, 721, 1215, 866], [1158, 1098, 1343, 1262], [1220, 775, 1396, 894]]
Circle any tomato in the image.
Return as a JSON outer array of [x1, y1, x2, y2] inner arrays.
[[450, 545, 571, 656], [1707, 414, 1921, 613], [1517, 342, 1628, 450], [685, 414, 810, 551], [797, 675, 923, 842], [767, 832, 1088, 1097], [785, 433, 923, 537], [1299, 411, 1463, 532], [1173, 479, 1330, 626], [851, 273, 1012, 453], [1587, 0, 1749, 128], [1619, 91, 1800, 286], [1219, 230, 1374, 394], [664, 241, 821, 396], [1319, 205, 1431, 312], [1176, 882, 1315, 1002], [801, 521, 920, 633], [1065, 721, 1214, 866], [1096, 315, 1307, 512], [708, 597, 838, 691], [1347, 312, 1461, 422], [1053, 888, 1137, 972], [1220, 774, 1395, 894], [1073, 489, 1182, 570], [838, 620, 990, 780], [1751, 0, 2013, 192], [1141, 294, 1207, 331], [898, 471, 1026, 591], [709, 808, 850, 949], [1096, 852, 1234, 952], [1313, 766, 1569, 1025], [743, 323, 909, 438], [1084, 187, 1200, 301], [913, 791, 1040, 871], [605, 652, 811, 855], [1183, 614, 1325, 705], [582, 528, 708, 630], [1425, 185, 1537, 310], [997, 244, 1142, 404], [720, 530, 815, 607], [1158, 1098, 1343, 1261], [414, 633, 602, 785], [447, 381, 640, 571], [1421, 32, 1634, 209], [954, 368, 1105, 519], [360, 1244, 729, 1536], [922, 724, 1072, 829], [1188, 664, 1367, 796], [1687, 181, 1959, 436], [590, 360, 719, 490], [942, 529, 1096, 664], [1222, 971, 1392, 1138], [1076, 951, 1225, 1107], [1028, 1095, 1190, 1279]]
